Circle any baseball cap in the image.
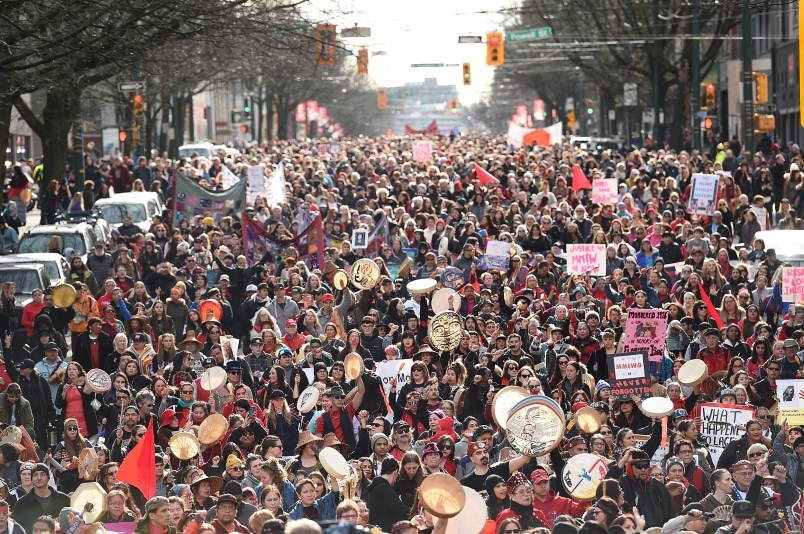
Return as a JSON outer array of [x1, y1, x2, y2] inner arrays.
[[681, 503, 713, 518], [732, 500, 754, 518], [245, 284, 258, 292], [250, 336, 263, 345]]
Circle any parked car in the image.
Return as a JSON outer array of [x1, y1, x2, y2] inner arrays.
[[178, 143, 217, 159], [18, 222, 102, 262], [0, 253, 70, 287], [0, 263, 51, 360], [94, 192, 165, 233]]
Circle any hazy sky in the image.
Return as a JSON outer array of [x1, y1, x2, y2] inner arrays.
[[306, 0, 516, 104]]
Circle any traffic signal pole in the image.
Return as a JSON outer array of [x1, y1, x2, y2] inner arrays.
[[742, 6, 754, 152], [691, 0, 701, 150]]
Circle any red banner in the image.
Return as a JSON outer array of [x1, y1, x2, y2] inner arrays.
[[404, 120, 439, 135]]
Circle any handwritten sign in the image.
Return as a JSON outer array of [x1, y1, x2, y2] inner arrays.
[[777, 379, 804, 425], [698, 402, 755, 465], [303, 359, 413, 400], [623, 309, 669, 363], [591, 178, 618, 205], [782, 267, 804, 302], [566, 244, 606, 275], [412, 140, 433, 162], [606, 351, 652, 400], [688, 173, 719, 215]]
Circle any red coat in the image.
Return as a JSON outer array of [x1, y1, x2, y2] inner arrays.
[[533, 490, 589, 527], [696, 346, 729, 374], [496, 508, 548, 529]]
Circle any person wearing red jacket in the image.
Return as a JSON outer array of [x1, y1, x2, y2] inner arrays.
[[21, 289, 44, 337], [695, 328, 729, 374], [280, 319, 305, 353], [531, 467, 588, 527], [496, 471, 548, 529]]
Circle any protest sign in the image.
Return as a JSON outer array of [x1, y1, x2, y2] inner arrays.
[[484, 240, 510, 270], [777, 379, 804, 425], [623, 309, 669, 363], [566, 244, 606, 275], [173, 175, 246, 227], [606, 351, 652, 400], [412, 140, 433, 162], [303, 359, 413, 400], [633, 435, 669, 465], [591, 178, 618, 205], [698, 402, 755, 465], [688, 173, 719, 215], [246, 165, 266, 205], [782, 267, 804, 302], [352, 229, 368, 249]]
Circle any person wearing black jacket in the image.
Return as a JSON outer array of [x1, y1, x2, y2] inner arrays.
[[605, 448, 673, 528], [72, 320, 114, 373], [3, 355, 54, 451], [358, 316, 384, 361], [13, 464, 70, 534], [367, 457, 410, 532]]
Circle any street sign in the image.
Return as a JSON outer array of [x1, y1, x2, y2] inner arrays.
[[608, 110, 616, 120], [458, 36, 483, 43], [410, 63, 444, 68], [118, 81, 145, 92], [623, 83, 638, 106], [341, 26, 371, 38], [506, 27, 552, 43]]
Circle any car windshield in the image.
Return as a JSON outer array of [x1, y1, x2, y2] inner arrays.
[[18, 234, 86, 256], [97, 204, 147, 224], [0, 270, 44, 295], [178, 148, 212, 158]]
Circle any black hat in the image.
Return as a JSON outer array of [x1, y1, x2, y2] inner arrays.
[[629, 450, 650, 462], [44, 342, 59, 351], [732, 500, 755, 518], [201, 357, 216, 367], [19, 359, 35, 370], [793, 436, 804, 449], [681, 503, 714, 518], [261, 520, 285, 534], [704, 328, 721, 339], [325, 386, 345, 397], [697, 321, 712, 331], [225, 360, 242, 373], [216, 493, 239, 507], [473, 425, 494, 441], [222, 480, 243, 496], [132, 333, 147, 343], [269, 390, 286, 400], [393, 420, 410, 432], [250, 336, 263, 345], [31, 463, 50, 478]]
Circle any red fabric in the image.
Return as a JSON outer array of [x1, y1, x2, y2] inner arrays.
[[315, 402, 357, 442], [474, 163, 500, 186], [89, 339, 100, 369], [117, 417, 156, 498], [496, 508, 549, 529], [21, 302, 44, 337], [533, 490, 589, 527], [698, 281, 725, 328], [571, 165, 592, 191], [404, 121, 439, 135]]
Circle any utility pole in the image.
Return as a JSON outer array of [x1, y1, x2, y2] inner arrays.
[[578, 71, 585, 136], [653, 44, 660, 143], [691, 0, 701, 150], [742, 5, 754, 152]]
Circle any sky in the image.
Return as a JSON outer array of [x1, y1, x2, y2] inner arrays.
[[305, 0, 517, 104]]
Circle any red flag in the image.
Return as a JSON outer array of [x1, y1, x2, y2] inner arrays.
[[117, 417, 156, 499], [474, 163, 500, 186], [698, 280, 725, 329], [571, 164, 592, 191]]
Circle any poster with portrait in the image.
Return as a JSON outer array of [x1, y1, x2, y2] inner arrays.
[[688, 173, 719, 215], [777, 379, 804, 425], [352, 229, 368, 250]]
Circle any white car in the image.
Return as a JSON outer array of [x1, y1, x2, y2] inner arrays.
[[0, 253, 70, 286], [178, 143, 217, 159], [94, 192, 165, 233]]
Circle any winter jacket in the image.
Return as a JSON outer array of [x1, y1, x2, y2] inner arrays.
[[287, 490, 341, 521], [607, 464, 674, 528], [533, 490, 588, 527], [367, 477, 410, 531], [772, 429, 803, 484]]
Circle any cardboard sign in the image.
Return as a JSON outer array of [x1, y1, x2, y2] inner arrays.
[[633, 435, 669, 465], [566, 244, 606, 275], [483, 240, 511, 270], [606, 351, 652, 400], [777, 379, 804, 425], [591, 178, 618, 205], [302, 359, 414, 399], [623, 309, 669, 363], [698, 402, 755, 465], [688, 173, 719, 215], [412, 140, 433, 162], [352, 229, 368, 250], [782, 267, 804, 303]]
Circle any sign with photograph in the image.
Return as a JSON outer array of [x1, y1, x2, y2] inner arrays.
[[777, 379, 804, 425], [623, 309, 669, 363]]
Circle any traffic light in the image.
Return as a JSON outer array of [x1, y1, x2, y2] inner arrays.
[[243, 96, 252, 120], [704, 84, 716, 110], [118, 130, 127, 142], [377, 90, 387, 110], [315, 24, 337, 65], [584, 99, 594, 115], [240, 124, 249, 134], [567, 111, 576, 129], [357, 48, 368, 75], [231, 108, 243, 124], [133, 93, 143, 120], [462, 63, 471, 85], [703, 116, 714, 130], [753, 113, 775, 132], [449, 99, 459, 113], [486, 32, 504, 66], [753, 72, 768, 104]]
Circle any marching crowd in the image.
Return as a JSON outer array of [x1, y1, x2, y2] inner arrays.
[[0, 133, 802, 534]]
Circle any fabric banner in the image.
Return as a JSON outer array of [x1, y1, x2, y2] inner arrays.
[[606, 351, 651, 400], [172, 175, 246, 227], [404, 121, 439, 135], [688, 173, 719, 215], [522, 122, 563, 148], [777, 379, 804, 425], [698, 402, 755, 465], [566, 244, 605, 275], [782, 267, 804, 303], [623, 309, 669, 363], [591, 178, 618, 205], [364, 212, 389, 257], [506, 123, 535, 149], [241, 212, 325, 271]]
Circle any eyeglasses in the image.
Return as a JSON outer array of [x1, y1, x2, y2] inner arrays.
[[136, 433, 145, 438], [558, 361, 568, 366], [182, 390, 194, 394], [678, 449, 693, 454], [230, 466, 243, 471], [333, 395, 346, 400], [632, 463, 650, 470], [749, 452, 765, 458], [768, 367, 781, 372], [758, 414, 771, 419], [66, 427, 78, 431], [371, 422, 384, 427], [600, 431, 612, 435], [210, 330, 220, 334], [519, 374, 531, 379]]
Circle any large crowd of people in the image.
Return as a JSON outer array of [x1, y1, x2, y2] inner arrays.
[[0, 133, 802, 534]]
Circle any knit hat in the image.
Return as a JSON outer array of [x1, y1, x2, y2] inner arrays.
[[793, 436, 804, 449], [171, 484, 188, 497], [665, 456, 684, 474], [370, 433, 389, 450], [225, 454, 243, 469], [595, 381, 610, 395]]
